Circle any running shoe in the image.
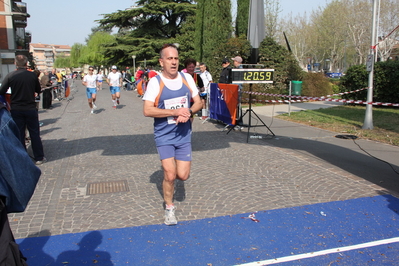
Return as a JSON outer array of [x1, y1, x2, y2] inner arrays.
[[117, 99, 120, 105], [91, 110, 94, 114], [92, 103, 97, 109], [113, 105, 117, 109], [35, 157, 47, 165], [164, 206, 177, 225]]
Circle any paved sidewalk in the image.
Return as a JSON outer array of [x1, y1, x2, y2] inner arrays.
[[9, 81, 399, 241], [251, 101, 343, 117]]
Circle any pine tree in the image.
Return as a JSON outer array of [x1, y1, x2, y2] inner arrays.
[[97, 0, 196, 67], [194, 0, 233, 78], [236, 0, 250, 37]]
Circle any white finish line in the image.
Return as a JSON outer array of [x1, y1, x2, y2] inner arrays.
[[236, 237, 399, 265]]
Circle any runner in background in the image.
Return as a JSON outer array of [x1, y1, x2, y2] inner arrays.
[[106, 66, 123, 109]]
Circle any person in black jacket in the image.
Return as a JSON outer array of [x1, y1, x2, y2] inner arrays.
[[218, 58, 232, 84], [0, 55, 46, 165]]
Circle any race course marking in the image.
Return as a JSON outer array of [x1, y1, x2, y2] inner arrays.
[[236, 237, 399, 265]]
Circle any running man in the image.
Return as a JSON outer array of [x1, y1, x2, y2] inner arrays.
[[143, 43, 202, 225], [82, 66, 98, 114], [106, 66, 123, 109]]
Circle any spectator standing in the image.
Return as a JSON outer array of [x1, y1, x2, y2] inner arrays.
[[0, 55, 46, 165], [184, 58, 204, 118], [56, 70, 63, 100], [40, 70, 53, 109], [218, 58, 232, 84], [106, 66, 122, 109], [143, 44, 202, 225], [199, 62, 213, 119], [135, 67, 146, 97], [124, 68, 132, 91], [82, 66, 98, 114], [231, 56, 244, 127], [48, 69, 57, 100]]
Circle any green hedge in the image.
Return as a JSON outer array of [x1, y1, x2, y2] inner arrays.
[[340, 61, 399, 103]]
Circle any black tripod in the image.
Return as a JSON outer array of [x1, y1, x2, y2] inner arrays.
[[227, 83, 275, 142]]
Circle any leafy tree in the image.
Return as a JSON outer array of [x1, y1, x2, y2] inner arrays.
[[79, 31, 116, 68], [211, 36, 251, 81], [258, 36, 303, 92], [97, 0, 196, 68], [264, 0, 282, 39], [345, 0, 371, 65], [310, 0, 348, 72], [69, 43, 85, 68], [377, 0, 399, 61], [174, 14, 196, 66], [54, 53, 71, 69], [279, 13, 313, 70], [194, 0, 232, 79]]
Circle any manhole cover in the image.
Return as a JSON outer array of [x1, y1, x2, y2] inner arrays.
[[86, 180, 129, 195]]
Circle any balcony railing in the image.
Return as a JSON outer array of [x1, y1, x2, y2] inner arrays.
[[13, 2, 27, 14]]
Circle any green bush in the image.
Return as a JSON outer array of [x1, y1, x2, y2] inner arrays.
[[340, 61, 399, 103], [374, 61, 399, 103], [339, 65, 368, 101], [302, 72, 333, 97]]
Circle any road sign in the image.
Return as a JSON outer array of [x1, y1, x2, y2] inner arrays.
[[366, 54, 374, 72]]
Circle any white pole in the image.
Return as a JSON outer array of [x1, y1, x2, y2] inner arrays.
[[362, 0, 378, 130]]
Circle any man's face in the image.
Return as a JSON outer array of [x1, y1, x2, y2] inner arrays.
[[199, 65, 206, 73], [159, 47, 179, 78], [233, 60, 240, 67]]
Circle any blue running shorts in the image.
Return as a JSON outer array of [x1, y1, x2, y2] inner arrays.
[[110, 86, 120, 94], [157, 142, 192, 161], [86, 87, 97, 99]]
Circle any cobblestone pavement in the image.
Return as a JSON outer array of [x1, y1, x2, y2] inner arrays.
[[9, 81, 387, 239]]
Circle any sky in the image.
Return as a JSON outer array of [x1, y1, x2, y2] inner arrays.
[[26, 0, 331, 47]]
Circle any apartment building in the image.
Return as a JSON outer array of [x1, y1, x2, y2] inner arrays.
[[0, 0, 30, 82], [30, 43, 71, 72]]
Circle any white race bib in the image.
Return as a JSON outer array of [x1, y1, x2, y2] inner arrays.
[[164, 95, 189, 124]]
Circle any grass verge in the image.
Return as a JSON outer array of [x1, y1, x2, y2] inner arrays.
[[277, 105, 399, 146]]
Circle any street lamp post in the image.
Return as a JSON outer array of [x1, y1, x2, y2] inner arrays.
[[363, 0, 378, 130], [132, 55, 136, 75]]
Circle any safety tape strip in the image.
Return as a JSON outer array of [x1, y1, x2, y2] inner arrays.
[[242, 87, 399, 107]]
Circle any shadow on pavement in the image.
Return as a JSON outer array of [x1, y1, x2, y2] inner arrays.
[[249, 134, 399, 195]]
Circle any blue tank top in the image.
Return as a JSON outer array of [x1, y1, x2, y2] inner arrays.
[[153, 73, 192, 146]]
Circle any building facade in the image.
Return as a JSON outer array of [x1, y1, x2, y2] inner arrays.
[[30, 43, 71, 72], [0, 0, 30, 83]]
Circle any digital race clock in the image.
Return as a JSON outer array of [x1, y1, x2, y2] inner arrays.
[[232, 69, 274, 84]]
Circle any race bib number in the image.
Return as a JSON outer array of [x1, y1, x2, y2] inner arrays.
[[164, 95, 189, 124]]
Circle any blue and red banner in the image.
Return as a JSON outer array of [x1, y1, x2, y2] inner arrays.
[[209, 83, 239, 125]]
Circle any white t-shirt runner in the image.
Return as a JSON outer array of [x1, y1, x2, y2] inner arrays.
[[83, 74, 98, 88], [107, 72, 122, 87]]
